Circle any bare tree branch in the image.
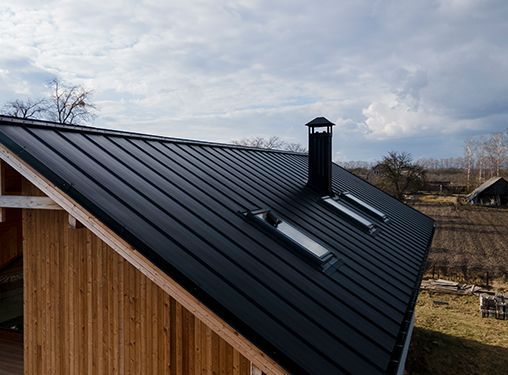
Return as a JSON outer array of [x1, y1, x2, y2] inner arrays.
[[483, 132, 506, 177], [284, 142, 307, 152], [2, 98, 48, 119], [47, 78, 97, 124]]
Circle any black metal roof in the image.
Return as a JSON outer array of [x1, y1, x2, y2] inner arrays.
[[0, 116, 434, 374]]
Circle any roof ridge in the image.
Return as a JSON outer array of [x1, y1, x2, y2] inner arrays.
[[0, 115, 306, 156]]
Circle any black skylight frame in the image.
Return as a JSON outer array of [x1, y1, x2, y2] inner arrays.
[[244, 209, 340, 272], [339, 191, 389, 223], [321, 196, 377, 234]]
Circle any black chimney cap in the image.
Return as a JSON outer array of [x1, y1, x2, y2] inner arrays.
[[305, 117, 335, 127]]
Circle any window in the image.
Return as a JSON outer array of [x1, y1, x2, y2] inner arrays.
[[322, 196, 376, 233], [341, 192, 388, 222], [250, 210, 331, 260]]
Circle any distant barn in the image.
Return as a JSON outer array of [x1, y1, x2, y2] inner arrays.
[[468, 177, 508, 206]]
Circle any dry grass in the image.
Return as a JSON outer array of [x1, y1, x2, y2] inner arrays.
[[406, 198, 508, 373], [414, 194, 459, 204], [413, 202, 508, 281], [406, 291, 508, 374]]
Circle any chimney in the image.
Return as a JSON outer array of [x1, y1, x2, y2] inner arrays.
[[305, 117, 335, 194]]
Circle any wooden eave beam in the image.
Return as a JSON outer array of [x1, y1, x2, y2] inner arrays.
[[0, 195, 62, 210], [0, 143, 287, 375]]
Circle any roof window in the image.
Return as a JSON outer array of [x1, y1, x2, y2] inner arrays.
[[322, 196, 376, 233], [253, 210, 330, 259], [245, 209, 342, 273], [340, 192, 389, 222]]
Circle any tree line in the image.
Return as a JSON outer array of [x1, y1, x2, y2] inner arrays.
[[232, 136, 307, 152], [340, 130, 508, 194]]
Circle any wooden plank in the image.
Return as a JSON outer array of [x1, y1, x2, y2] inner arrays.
[[1, 143, 286, 375], [0, 195, 61, 210]]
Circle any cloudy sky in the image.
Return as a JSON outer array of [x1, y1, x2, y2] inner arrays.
[[1, 0, 507, 161]]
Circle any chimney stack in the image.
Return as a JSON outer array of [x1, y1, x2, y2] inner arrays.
[[305, 117, 335, 195]]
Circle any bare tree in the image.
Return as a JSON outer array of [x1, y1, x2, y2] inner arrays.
[[1, 78, 97, 125], [232, 137, 271, 148], [263, 136, 286, 150], [484, 132, 506, 177], [474, 137, 487, 183], [47, 78, 96, 124], [464, 138, 475, 190], [373, 151, 425, 200], [2, 98, 48, 119], [232, 136, 306, 152], [284, 142, 307, 152]]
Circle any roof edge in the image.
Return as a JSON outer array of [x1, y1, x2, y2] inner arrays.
[[387, 223, 435, 374], [0, 115, 306, 156]]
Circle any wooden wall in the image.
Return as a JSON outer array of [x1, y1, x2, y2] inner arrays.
[[22, 180, 252, 375]]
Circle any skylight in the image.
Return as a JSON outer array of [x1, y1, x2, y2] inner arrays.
[[251, 210, 330, 260], [322, 196, 376, 233], [341, 192, 389, 222]]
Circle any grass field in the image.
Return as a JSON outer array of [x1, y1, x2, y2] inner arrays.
[[406, 291, 508, 374]]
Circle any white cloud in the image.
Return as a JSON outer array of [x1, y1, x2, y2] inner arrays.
[[362, 94, 438, 139], [0, 0, 507, 159]]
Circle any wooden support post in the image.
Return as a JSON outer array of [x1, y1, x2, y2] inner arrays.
[[68, 214, 84, 229], [0, 161, 5, 222]]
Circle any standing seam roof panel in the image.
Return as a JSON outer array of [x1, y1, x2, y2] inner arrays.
[[7, 126, 384, 373], [0, 118, 435, 375]]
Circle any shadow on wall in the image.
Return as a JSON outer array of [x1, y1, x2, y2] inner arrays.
[[406, 327, 508, 375]]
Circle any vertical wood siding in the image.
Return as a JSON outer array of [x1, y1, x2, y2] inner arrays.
[[23, 181, 252, 374]]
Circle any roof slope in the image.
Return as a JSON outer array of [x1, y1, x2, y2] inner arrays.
[[468, 177, 508, 200], [0, 117, 434, 374]]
